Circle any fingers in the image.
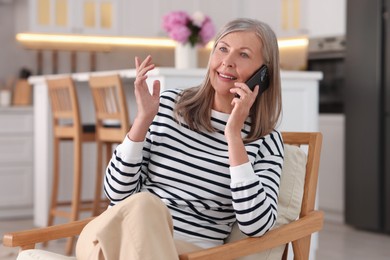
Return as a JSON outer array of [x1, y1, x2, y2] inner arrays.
[[231, 83, 259, 100], [135, 55, 155, 77], [152, 80, 161, 98], [134, 55, 156, 88], [135, 56, 140, 69]]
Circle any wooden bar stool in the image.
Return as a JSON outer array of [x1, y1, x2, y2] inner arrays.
[[46, 76, 96, 255], [89, 74, 131, 216]]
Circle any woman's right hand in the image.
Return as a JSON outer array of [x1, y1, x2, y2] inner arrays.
[[134, 55, 161, 121], [127, 55, 161, 142]]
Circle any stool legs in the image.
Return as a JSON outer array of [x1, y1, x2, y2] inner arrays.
[[45, 136, 83, 255], [92, 140, 104, 216], [65, 136, 82, 255], [43, 137, 61, 248], [92, 142, 112, 216]]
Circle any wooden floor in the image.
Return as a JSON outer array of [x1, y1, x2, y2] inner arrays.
[[1, 218, 390, 260]]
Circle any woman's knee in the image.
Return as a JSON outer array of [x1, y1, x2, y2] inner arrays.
[[118, 192, 170, 218]]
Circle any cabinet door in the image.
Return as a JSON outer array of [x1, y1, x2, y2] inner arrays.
[[29, 0, 119, 35], [30, 0, 74, 33], [0, 109, 34, 218], [240, 0, 308, 38], [306, 0, 346, 37], [74, 0, 120, 35]]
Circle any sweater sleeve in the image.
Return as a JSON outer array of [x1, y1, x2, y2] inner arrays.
[[230, 130, 284, 237], [103, 91, 175, 206], [103, 135, 147, 205]]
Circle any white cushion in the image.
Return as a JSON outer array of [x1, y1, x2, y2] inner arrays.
[[226, 144, 307, 260], [17, 249, 76, 260]]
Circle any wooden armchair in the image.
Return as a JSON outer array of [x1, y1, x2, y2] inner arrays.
[[3, 132, 323, 260]]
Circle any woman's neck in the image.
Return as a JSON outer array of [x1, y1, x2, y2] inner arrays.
[[212, 94, 233, 114]]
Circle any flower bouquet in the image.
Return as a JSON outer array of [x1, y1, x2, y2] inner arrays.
[[162, 11, 215, 47], [162, 11, 215, 68]]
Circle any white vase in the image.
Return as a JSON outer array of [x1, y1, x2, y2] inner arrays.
[[175, 43, 198, 69], [0, 89, 11, 107]]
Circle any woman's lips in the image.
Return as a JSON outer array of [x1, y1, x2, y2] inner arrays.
[[217, 72, 237, 81]]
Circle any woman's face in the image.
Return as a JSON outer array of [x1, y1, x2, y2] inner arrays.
[[209, 31, 264, 104]]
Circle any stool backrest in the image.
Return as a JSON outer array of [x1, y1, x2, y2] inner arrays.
[[46, 76, 82, 137], [89, 74, 130, 142]]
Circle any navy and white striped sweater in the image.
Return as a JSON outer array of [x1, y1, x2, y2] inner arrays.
[[104, 89, 284, 248]]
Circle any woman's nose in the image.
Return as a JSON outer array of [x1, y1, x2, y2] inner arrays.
[[222, 55, 235, 68], [223, 62, 233, 67]]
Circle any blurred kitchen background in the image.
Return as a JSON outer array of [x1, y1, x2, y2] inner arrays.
[[1, 0, 390, 255]]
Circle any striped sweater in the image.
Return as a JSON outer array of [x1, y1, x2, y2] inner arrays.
[[104, 89, 284, 248]]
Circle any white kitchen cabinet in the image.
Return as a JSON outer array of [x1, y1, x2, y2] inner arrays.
[[240, 0, 346, 38], [74, 0, 120, 35], [149, 0, 311, 39], [29, 0, 74, 33], [0, 107, 34, 219], [237, 0, 309, 38], [318, 114, 345, 223], [29, 0, 120, 35], [307, 0, 346, 37], [120, 0, 308, 38], [23, 0, 337, 39]]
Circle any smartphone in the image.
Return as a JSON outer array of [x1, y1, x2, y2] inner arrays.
[[245, 64, 270, 95]]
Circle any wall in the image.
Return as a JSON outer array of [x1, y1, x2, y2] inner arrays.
[[0, 1, 34, 81]]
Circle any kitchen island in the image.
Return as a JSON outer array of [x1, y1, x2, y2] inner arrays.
[[30, 67, 322, 225]]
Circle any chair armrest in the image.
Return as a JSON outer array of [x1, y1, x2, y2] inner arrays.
[[179, 210, 324, 260], [2, 217, 94, 250]]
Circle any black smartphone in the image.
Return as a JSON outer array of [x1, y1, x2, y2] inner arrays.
[[245, 64, 270, 95]]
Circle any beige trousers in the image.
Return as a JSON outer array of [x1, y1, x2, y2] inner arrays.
[[76, 192, 201, 260]]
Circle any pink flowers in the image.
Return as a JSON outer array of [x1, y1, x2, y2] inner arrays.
[[162, 11, 215, 47]]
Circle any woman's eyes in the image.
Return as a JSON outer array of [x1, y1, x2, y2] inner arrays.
[[240, 52, 249, 58], [217, 46, 250, 58]]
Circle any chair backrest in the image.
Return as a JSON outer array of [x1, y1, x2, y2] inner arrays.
[[281, 132, 322, 218], [225, 132, 323, 260], [46, 76, 82, 138], [89, 74, 130, 142]]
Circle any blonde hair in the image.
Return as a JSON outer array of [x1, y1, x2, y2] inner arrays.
[[174, 18, 282, 142]]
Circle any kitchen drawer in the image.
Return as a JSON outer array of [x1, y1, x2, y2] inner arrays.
[[0, 165, 33, 207], [0, 136, 33, 164], [0, 113, 33, 134]]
